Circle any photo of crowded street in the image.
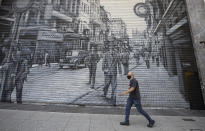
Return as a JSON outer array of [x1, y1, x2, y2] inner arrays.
[[0, 0, 204, 110], [1, 0, 205, 131]]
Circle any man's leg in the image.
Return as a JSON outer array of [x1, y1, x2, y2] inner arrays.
[[111, 74, 117, 105], [148, 60, 150, 69], [123, 64, 127, 75], [7, 88, 14, 103], [90, 65, 97, 88], [1, 89, 9, 102], [48, 61, 51, 67], [124, 64, 127, 75], [136, 58, 138, 65], [1, 74, 9, 102], [88, 67, 92, 84], [120, 97, 133, 125], [146, 60, 149, 69], [133, 99, 155, 127], [125, 97, 133, 122], [156, 58, 159, 67], [5, 76, 15, 103], [127, 64, 129, 74], [103, 73, 111, 96], [16, 80, 24, 104], [152, 56, 154, 63]]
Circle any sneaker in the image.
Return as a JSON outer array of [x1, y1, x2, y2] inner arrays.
[[120, 121, 129, 126], [147, 120, 155, 128]]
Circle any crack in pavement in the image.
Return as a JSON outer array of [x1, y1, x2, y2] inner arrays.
[[69, 84, 104, 104]]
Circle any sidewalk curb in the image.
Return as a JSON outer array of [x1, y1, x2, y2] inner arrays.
[[0, 103, 205, 117]]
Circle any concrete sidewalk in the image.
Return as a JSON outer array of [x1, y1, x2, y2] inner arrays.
[[0, 108, 205, 131]]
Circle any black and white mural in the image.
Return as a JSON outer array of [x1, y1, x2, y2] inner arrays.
[[0, 0, 203, 108]]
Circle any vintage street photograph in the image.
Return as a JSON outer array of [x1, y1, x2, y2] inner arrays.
[[0, 0, 205, 131]]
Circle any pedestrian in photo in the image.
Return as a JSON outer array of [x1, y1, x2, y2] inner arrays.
[[0, 46, 8, 65], [86, 47, 100, 89], [152, 52, 155, 63], [0, 44, 10, 100], [134, 50, 140, 65], [120, 72, 155, 127], [45, 51, 51, 67], [102, 43, 122, 106], [14, 53, 29, 104], [1, 43, 21, 103], [156, 53, 160, 67], [121, 49, 129, 75], [144, 51, 150, 69], [37, 51, 43, 68]]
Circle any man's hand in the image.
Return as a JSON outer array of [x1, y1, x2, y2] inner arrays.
[[1, 63, 9, 70], [11, 73, 16, 78], [121, 91, 128, 96], [104, 69, 108, 73], [120, 87, 135, 96]]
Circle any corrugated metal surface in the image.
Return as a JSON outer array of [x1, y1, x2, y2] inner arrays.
[[0, 0, 204, 109]]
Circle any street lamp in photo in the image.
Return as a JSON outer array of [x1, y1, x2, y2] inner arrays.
[[13, 0, 33, 13], [133, 3, 153, 52], [133, 3, 150, 18]]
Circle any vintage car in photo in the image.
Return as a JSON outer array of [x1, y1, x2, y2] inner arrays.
[[59, 50, 88, 69]]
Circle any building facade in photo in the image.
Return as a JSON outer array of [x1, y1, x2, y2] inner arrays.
[[76, 0, 90, 50], [185, 0, 205, 105], [0, 0, 14, 64], [131, 29, 146, 51], [143, 0, 204, 109], [89, 0, 102, 50], [110, 18, 129, 52]]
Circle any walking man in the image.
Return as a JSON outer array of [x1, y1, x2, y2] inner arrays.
[[120, 72, 155, 127], [156, 52, 160, 67], [102, 43, 122, 105], [1, 43, 21, 103], [86, 47, 100, 89], [152, 52, 155, 63], [45, 51, 51, 67], [37, 51, 43, 68], [144, 51, 150, 69], [121, 50, 129, 75], [134, 50, 140, 65], [15, 54, 29, 104]]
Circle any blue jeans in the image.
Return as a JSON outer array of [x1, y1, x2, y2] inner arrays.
[[125, 97, 152, 123]]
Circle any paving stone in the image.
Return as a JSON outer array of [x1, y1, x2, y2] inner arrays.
[[10, 58, 189, 108]]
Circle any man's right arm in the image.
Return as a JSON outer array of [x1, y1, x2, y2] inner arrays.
[[121, 87, 135, 96], [117, 55, 122, 74], [102, 55, 106, 71]]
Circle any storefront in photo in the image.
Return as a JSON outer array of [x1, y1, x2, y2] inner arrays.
[[18, 28, 64, 64]]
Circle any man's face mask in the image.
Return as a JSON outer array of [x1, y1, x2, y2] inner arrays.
[[127, 75, 131, 79]]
